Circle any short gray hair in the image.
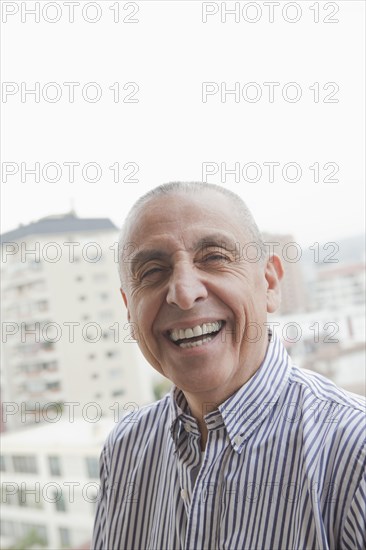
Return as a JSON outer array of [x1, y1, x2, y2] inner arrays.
[[118, 181, 266, 286]]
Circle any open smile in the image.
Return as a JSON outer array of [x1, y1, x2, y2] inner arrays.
[[167, 320, 225, 349]]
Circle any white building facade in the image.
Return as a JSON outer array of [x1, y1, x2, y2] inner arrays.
[[1, 213, 154, 431], [311, 263, 365, 311], [1, 418, 114, 550], [269, 304, 366, 396]]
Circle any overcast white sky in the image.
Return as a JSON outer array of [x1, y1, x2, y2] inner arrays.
[[1, 1, 365, 247]]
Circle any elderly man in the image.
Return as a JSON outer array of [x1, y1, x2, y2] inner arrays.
[[92, 182, 365, 550]]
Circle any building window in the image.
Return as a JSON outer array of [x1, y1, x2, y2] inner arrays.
[[112, 389, 125, 398], [21, 523, 48, 546], [12, 455, 38, 474], [46, 381, 61, 392], [0, 520, 15, 538], [41, 341, 55, 352], [27, 379, 46, 394], [59, 527, 71, 547], [37, 300, 48, 312], [43, 360, 58, 372], [48, 456, 61, 476], [24, 363, 41, 374], [18, 487, 43, 509], [29, 259, 43, 271], [86, 457, 99, 478], [55, 492, 66, 512]]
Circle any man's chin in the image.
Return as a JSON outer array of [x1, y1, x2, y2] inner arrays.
[[171, 363, 233, 395]]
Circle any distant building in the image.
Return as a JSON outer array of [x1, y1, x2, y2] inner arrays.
[[261, 232, 308, 314], [269, 304, 366, 396], [0, 417, 114, 550], [1, 212, 154, 431], [311, 262, 365, 311]]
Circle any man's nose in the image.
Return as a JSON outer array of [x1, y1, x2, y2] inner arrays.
[[166, 263, 208, 310]]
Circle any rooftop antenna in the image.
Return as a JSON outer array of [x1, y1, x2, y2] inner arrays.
[[69, 198, 76, 217]]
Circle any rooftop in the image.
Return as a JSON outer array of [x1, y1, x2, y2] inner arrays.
[[317, 262, 365, 279], [1, 212, 118, 242]]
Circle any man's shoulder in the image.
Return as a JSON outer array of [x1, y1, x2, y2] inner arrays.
[[286, 366, 366, 474], [289, 362, 365, 414]]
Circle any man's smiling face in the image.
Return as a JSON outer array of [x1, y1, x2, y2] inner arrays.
[[121, 190, 283, 400]]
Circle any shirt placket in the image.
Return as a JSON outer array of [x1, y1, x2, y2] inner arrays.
[[184, 421, 226, 550], [176, 417, 202, 516]]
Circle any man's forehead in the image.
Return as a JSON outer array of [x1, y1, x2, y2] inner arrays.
[[132, 231, 240, 256], [127, 191, 242, 236]]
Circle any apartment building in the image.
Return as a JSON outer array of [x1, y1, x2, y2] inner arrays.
[[1, 212, 154, 431], [269, 304, 365, 396], [1, 416, 114, 550], [311, 262, 365, 311]]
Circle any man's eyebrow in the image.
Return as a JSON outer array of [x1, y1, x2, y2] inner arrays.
[[193, 234, 238, 251]]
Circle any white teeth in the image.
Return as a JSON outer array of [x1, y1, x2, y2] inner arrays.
[[180, 336, 214, 349], [192, 325, 203, 337], [203, 322, 221, 335], [169, 321, 223, 343]]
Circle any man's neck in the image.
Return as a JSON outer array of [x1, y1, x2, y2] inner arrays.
[[183, 356, 266, 451]]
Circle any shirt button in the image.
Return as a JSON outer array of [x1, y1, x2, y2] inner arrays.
[[180, 488, 188, 500], [184, 422, 191, 433], [234, 435, 243, 446]]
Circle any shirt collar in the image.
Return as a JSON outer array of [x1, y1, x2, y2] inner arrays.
[[169, 330, 292, 453]]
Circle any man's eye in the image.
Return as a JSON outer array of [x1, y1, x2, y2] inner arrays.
[[204, 252, 228, 260], [203, 253, 229, 262], [141, 267, 164, 280]]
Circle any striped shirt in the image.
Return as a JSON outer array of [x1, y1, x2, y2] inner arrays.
[[92, 331, 366, 550]]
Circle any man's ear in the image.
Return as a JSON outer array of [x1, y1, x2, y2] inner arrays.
[[265, 254, 284, 313], [120, 288, 131, 322]]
